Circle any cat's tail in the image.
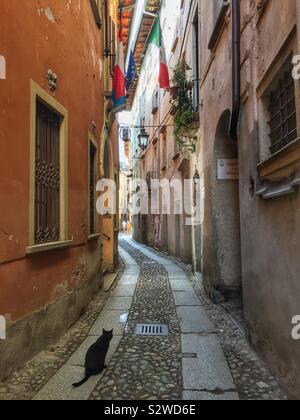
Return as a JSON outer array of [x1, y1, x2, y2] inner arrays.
[[72, 375, 91, 388]]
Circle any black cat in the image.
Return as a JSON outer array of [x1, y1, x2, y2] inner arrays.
[[72, 329, 113, 388]]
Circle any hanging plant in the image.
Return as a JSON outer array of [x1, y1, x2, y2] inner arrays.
[[171, 62, 199, 153]]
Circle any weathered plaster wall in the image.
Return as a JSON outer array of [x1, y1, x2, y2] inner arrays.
[[200, 0, 300, 398], [0, 0, 107, 378], [239, 0, 300, 400]]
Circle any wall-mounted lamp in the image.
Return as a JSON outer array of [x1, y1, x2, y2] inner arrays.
[[193, 169, 200, 186], [138, 127, 149, 151]]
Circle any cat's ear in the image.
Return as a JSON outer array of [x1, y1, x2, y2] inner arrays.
[[103, 329, 106, 334]]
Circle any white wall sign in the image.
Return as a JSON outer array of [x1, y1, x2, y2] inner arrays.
[[217, 159, 239, 180], [0, 55, 6, 80], [0, 315, 6, 340]]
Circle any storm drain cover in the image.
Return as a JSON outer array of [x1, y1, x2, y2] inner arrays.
[[135, 324, 169, 336]]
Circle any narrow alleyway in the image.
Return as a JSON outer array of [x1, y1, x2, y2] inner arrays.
[[0, 237, 287, 400]]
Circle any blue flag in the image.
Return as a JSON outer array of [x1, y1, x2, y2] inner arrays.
[[126, 48, 136, 92]]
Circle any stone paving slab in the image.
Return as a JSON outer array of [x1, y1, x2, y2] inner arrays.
[[183, 391, 239, 401], [104, 297, 133, 311], [182, 334, 236, 392], [120, 273, 139, 279], [177, 306, 215, 334], [118, 276, 138, 285], [124, 269, 139, 276], [33, 364, 100, 401], [111, 285, 136, 297], [89, 309, 127, 336], [173, 291, 201, 307], [169, 279, 194, 292]]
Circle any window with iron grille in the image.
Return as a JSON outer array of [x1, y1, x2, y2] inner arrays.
[[268, 66, 297, 154], [89, 141, 97, 235], [35, 101, 61, 244], [109, 18, 116, 77]]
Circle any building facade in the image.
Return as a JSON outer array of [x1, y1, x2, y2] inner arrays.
[[200, 0, 300, 399], [0, 0, 121, 380], [130, 0, 201, 270], [128, 0, 300, 399]]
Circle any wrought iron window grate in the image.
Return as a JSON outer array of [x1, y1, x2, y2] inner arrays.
[[268, 68, 297, 154], [35, 101, 60, 245]]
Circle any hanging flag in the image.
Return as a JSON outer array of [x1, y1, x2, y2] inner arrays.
[[112, 1, 126, 112], [148, 17, 170, 90], [126, 48, 136, 92]]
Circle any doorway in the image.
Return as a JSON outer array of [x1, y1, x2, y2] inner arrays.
[[212, 110, 242, 297]]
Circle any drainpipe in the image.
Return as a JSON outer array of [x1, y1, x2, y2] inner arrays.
[[229, 0, 241, 140], [103, 0, 109, 56], [297, 0, 300, 52]]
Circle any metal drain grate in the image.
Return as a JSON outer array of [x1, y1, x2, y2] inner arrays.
[[136, 324, 169, 336]]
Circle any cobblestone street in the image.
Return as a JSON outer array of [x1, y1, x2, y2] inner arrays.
[[0, 237, 287, 400]]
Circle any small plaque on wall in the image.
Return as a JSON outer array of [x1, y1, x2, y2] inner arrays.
[[217, 159, 239, 180]]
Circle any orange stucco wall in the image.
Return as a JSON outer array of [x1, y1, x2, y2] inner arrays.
[[0, 0, 106, 322]]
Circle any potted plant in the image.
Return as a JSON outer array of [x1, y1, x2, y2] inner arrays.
[[170, 62, 199, 152]]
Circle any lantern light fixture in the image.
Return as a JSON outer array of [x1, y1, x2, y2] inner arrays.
[[138, 126, 149, 151]]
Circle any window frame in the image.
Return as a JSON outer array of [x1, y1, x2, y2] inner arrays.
[[268, 62, 297, 155], [208, 0, 229, 51], [109, 17, 116, 78], [34, 101, 61, 245], [256, 32, 300, 179], [27, 80, 70, 255]]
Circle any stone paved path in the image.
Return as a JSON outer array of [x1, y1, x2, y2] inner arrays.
[[117, 238, 238, 401], [0, 237, 287, 400], [90, 240, 183, 400], [31, 237, 238, 400]]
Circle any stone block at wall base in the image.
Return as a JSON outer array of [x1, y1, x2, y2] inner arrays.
[[0, 272, 103, 382], [248, 327, 300, 400]]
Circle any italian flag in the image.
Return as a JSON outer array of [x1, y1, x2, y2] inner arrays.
[[148, 17, 170, 90]]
